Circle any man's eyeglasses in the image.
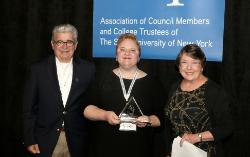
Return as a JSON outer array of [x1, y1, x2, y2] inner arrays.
[[53, 40, 75, 47]]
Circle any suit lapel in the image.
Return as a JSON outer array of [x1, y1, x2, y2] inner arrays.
[[47, 55, 64, 107], [65, 56, 80, 108]]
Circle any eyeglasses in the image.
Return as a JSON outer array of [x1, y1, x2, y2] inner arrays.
[[179, 61, 201, 68], [118, 47, 138, 55], [53, 40, 75, 47]]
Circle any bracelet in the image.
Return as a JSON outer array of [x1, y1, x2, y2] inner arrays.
[[198, 133, 203, 142]]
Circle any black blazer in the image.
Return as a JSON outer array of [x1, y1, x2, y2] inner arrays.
[[23, 55, 95, 157]]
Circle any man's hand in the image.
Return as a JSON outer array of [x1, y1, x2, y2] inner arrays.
[[27, 144, 40, 154]]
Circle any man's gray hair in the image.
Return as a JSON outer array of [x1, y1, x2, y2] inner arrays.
[[51, 24, 78, 43]]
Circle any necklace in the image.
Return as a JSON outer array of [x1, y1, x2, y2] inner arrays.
[[118, 68, 138, 101]]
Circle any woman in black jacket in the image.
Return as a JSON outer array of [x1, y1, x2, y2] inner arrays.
[[165, 44, 233, 157]]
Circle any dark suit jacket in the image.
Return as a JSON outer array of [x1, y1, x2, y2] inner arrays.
[[23, 55, 95, 157]]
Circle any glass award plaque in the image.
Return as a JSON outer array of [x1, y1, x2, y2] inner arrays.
[[119, 96, 143, 131]]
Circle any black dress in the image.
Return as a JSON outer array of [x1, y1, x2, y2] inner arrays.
[[165, 82, 215, 154], [87, 71, 164, 157], [164, 79, 234, 157]]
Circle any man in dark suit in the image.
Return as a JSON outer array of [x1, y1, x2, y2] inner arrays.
[[22, 24, 95, 157]]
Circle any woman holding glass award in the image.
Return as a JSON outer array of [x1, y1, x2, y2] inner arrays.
[[84, 33, 165, 157], [164, 44, 233, 157]]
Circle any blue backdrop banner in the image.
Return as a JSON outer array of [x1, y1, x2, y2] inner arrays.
[[93, 0, 225, 61]]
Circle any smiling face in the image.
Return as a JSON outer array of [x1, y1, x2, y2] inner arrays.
[[51, 32, 77, 63], [179, 53, 203, 82], [116, 38, 140, 70]]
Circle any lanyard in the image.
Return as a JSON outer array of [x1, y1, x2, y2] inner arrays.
[[118, 68, 138, 101]]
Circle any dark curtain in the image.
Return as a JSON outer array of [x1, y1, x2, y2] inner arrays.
[[1, 0, 249, 156]]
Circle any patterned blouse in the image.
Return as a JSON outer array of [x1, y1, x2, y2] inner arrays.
[[165, 82, 215, 154]]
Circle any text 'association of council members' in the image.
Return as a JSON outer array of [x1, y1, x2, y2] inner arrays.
[[100, 17, 210, 25]]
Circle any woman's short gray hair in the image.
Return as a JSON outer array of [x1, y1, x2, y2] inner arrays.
[[51, 24, 78, 43]]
